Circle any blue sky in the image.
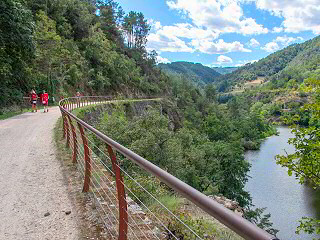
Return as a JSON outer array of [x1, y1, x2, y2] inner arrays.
[[117, 0, 319, 67]]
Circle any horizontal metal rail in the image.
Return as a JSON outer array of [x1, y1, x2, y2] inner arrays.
[[59, 96, 279, 240]]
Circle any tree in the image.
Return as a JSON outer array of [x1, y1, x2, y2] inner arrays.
[[0, 0, 35, 106], [276, 77, 320, 186], [204, 84, 217, 102], [276, 77, 320, 236], [64, 0, 95, 41], [31, 11, 62, 93], [98, 0, 124, 43], [122, 11, 150, 49], [244, 207, 279, 236]]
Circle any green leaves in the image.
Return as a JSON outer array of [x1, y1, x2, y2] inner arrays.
[[276, 77, 320, 236], [244, 207, 279, 236], [122, 11, 150, 49], [0, 0, 35, 106], [296, 217, 320, 236], [91, 98, 262, 207]]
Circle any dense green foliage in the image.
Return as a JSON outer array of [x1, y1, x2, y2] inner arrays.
[[0, 0, 170, 108], [158, 61, 221, 87], [0, 0, 35, 105], [79, 80, 276, 208]]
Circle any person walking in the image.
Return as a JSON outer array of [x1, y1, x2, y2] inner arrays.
[[30, 90, 37, 112], [76, 91, 81, 108], [41, 90, 49, 112]]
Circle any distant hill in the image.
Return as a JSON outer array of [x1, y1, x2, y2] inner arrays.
[[216, 35, 320, 91], [158, 61, 221, 86], [212, 67, 238, 75]]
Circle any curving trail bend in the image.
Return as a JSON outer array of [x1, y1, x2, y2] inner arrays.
[[0, 107, 79, 240]]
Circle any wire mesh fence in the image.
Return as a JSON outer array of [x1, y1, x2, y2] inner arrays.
[[67, 116, 200, 239], [59, 96, 278, 240]]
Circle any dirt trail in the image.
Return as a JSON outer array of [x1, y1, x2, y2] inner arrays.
[[0, 107, 79, 240]]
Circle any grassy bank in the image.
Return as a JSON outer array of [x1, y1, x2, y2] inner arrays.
[[53, 117, 110, 239]]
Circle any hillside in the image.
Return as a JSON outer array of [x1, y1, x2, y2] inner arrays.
[[0, 0, 170, 107], [216, 35, 320, 91], [158, 61, 221, 86], [212, 67, 238, 75]]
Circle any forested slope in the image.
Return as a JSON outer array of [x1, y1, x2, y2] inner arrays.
[[212, 67, 237, 75], [158, 61, 221, 86], [216, 35, 320, 91]]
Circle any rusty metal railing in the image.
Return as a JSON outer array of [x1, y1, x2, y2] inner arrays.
[[59, 96, 279, 240]]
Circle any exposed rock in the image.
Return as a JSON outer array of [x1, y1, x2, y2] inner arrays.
[[65, 210, 71, 215], [210, 195, 244, 217]]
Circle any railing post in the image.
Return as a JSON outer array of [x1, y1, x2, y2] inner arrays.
[[107, 144, 128, 240], [65, 114, 71, 148], [78, 123, 91, 192], [62, 112, 66, 139], [67, 115, 78, 163]]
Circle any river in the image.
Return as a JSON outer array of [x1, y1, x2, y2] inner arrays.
[[245, 126, 320, 240]]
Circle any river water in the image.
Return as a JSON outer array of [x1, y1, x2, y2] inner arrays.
[[245, 126, 320, 240]]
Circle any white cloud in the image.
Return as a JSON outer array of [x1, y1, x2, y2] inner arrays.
[[167, 0, 268, 35], [248, 38, 260, 47], [146, 20, 220, 53], [261, 42, 280, 52], [147, 20, 251, 54], [156, 56, 171, 64], [255, 0, 320, 34], [239, 18, 268, 35], [272, 27, 283, 33], [147, 32, 193, 53], [156, 23, 220, 40], [261, 35, 304, 53], [148, 19, 162, 31], [275, 35, 304, 46], [217, 55, 233, 64], [191, 39, 251, 54]]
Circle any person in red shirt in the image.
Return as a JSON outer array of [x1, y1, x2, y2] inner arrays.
[[41, 90, 49, 113], [30, 90, 37, 112]]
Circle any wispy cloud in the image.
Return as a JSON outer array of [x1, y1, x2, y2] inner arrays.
[[156, 56, 171, 64], [261, 35, 304, 53], [217, 55, 233, 64], [248, 38, 260, 48]]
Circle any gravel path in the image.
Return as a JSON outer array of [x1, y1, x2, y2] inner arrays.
[[0, 107, 80, 240]]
